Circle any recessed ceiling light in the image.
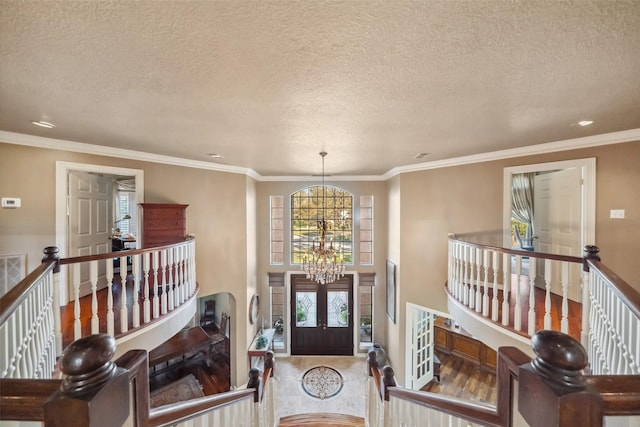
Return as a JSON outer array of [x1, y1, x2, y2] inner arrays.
[[207, 153, 223, 158], [415, 153, 430, 159], [32, 120, 55, 128], [578, 120, 593, 127]]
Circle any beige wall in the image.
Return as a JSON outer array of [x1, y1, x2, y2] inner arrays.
[[0, 142, 252, 386], [389, 140, 640, 385], [2, 138, 638, 388]]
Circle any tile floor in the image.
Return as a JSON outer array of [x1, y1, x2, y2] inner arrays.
[[275, 356, 369, 418]]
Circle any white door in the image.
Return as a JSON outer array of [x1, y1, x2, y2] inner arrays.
[[68, 171, 112, 298], [533, 168, 582, 300], [407, 305, 434, 390]]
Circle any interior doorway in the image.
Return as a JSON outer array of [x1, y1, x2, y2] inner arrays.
[[503, 158, 595, 255], [55, 161, 144, 303], [290, 274, 354, 356]]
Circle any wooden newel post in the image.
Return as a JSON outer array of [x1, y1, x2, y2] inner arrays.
[[42, 246, 60, 273], [44, 334, 130, 427], [247, 367, 262, 402], [264, 350, 275, 377], [381, 366, 396, 401], [367, 349, 378, 376], [519, 330, 602, 427], [583, 245, 600, 272]]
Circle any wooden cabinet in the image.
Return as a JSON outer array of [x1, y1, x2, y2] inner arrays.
[[434, 317, 497, 374], [140, 203, 188, 247]]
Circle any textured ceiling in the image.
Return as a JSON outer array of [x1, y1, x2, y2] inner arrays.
[[1, 1, 639, 176]]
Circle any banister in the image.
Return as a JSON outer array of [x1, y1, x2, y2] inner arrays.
[[147, 389, 255, 427], [586, 258, 640, 319], [388, 387, 501, 427], [585, 375, 640, 415], [0, 247, 58, 323], [0, 378, 62, 421], [58, 239, 191, 265]]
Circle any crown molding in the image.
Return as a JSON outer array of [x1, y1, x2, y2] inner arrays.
[[383, 128, 640, 180], [2, 128, 638, 182], [0, 131, 254, 177]]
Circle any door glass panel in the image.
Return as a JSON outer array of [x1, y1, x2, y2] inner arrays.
[[296, 291, 317, 327], [327, 291, 349, 327]]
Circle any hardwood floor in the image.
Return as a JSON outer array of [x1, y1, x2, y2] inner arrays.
[[421, 350, 497, 405]]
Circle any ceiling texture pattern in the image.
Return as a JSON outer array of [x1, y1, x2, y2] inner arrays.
[[1, 1, 639, 176]]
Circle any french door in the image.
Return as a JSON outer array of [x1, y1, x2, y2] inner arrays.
[[290, 274, 354, 355]]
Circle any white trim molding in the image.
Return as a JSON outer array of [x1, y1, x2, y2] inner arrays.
[[2, 128, 638, 181]]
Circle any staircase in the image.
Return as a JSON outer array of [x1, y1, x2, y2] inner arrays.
[[279, 413, 365, 427]]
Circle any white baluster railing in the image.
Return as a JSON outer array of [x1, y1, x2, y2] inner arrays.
[[0, 240, 197, 381], [0, 262, 57, 379], [447, 236, 588, 341], [587, 260, 640, 375]]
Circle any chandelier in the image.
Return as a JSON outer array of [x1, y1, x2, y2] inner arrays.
[[301, 152, 346, 285]]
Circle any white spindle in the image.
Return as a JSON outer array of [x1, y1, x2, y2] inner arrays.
[[73, 263, 81, 340], [168, 248, 175, 311], [561, 262, 569, 333], [120, 256, 128, 334], [90, 260, 99, 334], [581, 269, 590, 347], [467, 247, 474, 309], [491, 251, 499, 321], [514, 256, 522, 331], [474, 248, 482, 313], [132, 254, 140, 328], [143, 252, 151, 323], [527, 256, 537, 336], [482, 249, 489, 317], [153, 250, 160, 319], [502, 252, 510, 326], [161, 250, 168, 315], [544, 259, 552, 330], [106, 260, 115, 336], [52, 271, 62, 355]]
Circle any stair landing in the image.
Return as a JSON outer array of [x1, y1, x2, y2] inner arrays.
[[279, 413, 365, 427]]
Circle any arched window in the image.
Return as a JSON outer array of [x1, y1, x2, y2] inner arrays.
[[291, 185, 353, 265]]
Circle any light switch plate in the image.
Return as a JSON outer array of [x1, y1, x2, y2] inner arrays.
[[1, 197, 21, 208], [610, 209, 625, 219]]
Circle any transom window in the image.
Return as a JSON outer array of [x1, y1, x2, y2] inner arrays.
[[291, 186, 353, 265]]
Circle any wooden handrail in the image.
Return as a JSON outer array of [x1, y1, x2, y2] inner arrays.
[[147, 389, 255, 427], [448, 234, 584, 265], [388, 388, 500, 426], [586, 259, 640, 318], [0, 250, 58, 323], [58, 239, 191, 266], [0, 378, 62, 421], [585, 376, 640, 416], [383, 346, 529, 427]]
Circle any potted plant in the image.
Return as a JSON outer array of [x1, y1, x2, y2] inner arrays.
[[360, 318, 372, 334]]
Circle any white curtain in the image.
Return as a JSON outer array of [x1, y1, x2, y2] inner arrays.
[[511, 173, 535, 242]]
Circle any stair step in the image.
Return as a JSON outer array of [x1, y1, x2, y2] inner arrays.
[[279, 413, 365, 427]]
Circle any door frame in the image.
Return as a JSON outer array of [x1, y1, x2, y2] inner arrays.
[[56, 161, 144, 303], [502, 158, 595, 253], [279, 271, 359, 356], [405, 302, 450, 389]]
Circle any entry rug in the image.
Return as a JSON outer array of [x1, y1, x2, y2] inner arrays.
[[301, 365, 344, 400], [150, 374, 204, 407]]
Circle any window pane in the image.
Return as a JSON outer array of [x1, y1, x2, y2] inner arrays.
[[270, 196, 284, 265], [291, 185, 353, 266], [271, 286, 285, 349], [359, 286, 373, 343], [296, 291, 317, 328], [359, 195, 373, 265], [327, 291, 348, 328]]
